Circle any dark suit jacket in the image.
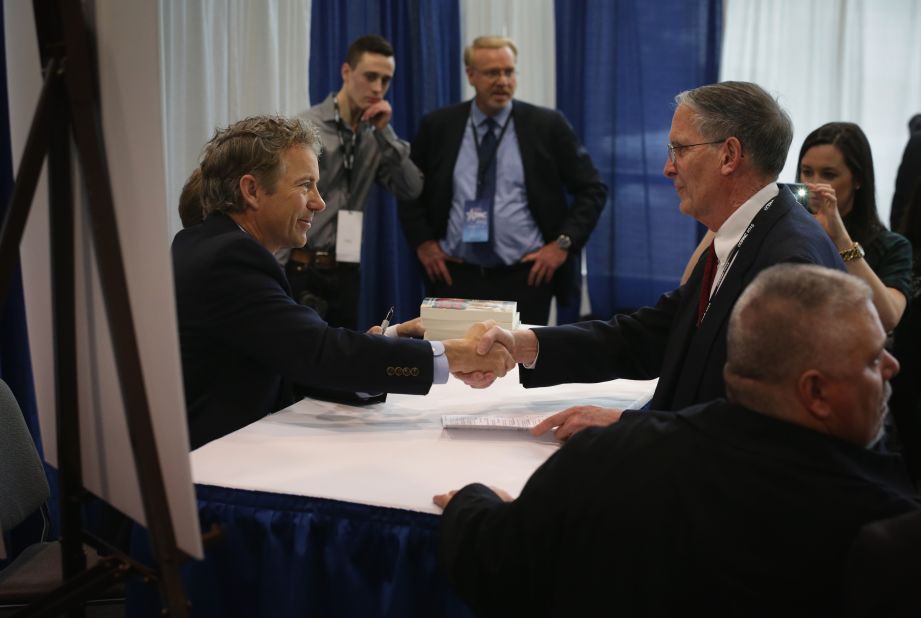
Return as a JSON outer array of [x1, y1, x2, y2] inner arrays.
[[173, 213, 434, 449], [439, 401, 921, 617], [398, 99, 607, 297], [844, 509, 921, 618], [521, 188, 846, 410], [890, 130, 921, 230]]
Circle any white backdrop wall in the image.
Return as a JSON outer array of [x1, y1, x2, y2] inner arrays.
[[160, 0, 312, 237], [721, 0, 921, 227], [459, 0, 556, 108], [4, 0, 201, 557]]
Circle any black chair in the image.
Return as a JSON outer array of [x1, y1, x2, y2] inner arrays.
[[0, 379, 124, 616]]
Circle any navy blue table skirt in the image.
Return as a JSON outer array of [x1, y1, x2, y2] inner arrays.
[[127, 484, 474, 617]]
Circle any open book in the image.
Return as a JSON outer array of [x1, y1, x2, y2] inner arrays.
[[441, 414, 554, 431]]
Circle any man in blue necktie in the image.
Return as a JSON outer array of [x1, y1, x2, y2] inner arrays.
[[398, 36, 608, 325]]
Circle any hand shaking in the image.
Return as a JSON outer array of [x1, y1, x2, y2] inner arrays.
[[442, 321, 516, 386], [452, 324, 539, 388]]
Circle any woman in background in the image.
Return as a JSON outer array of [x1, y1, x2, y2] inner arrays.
[[797, 121, 912, 332]]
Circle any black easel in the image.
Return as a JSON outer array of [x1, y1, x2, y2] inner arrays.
[[0, 1, 196, 615]]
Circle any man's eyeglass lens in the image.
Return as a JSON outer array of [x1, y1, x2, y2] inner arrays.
[[667, 140, 725, 163]]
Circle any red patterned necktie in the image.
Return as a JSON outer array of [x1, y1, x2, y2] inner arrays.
[[697, 241, 717, 327]]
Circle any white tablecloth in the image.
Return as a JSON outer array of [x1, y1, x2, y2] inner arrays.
[[191, 369, 657, 514]]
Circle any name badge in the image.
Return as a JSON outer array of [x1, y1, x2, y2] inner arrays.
[[336, 210, 363, 263], [462, 198, 491, 243]]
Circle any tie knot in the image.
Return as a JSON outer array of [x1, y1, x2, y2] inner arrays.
[[482, 117, 498, 133]]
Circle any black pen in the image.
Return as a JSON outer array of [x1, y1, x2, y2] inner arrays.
[[380, 306, 394, 332]]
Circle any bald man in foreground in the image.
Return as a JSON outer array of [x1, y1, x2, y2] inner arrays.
[[435, 264, 921, 616]]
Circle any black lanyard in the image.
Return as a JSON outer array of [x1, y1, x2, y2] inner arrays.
[[333, 96, 358, 187], [699, 196, 776, 323], [470, 113, 512, 188]]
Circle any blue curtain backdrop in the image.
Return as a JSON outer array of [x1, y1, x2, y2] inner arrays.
[[555, 0, 721, 317], [0, 6, 56, 566], [309, 0, 461, 327]]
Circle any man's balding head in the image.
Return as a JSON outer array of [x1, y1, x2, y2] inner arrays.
[[724, 264, 898, 447]]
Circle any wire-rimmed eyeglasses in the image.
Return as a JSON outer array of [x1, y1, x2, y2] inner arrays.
[[472, 68, 517, 81], [666, 139, 726, 164]]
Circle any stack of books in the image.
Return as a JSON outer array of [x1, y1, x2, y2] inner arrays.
[[420, 297, 520, 341]]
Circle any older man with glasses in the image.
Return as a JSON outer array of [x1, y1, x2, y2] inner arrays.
[[465, 81, 848, 441], [398, 35, 607, 326]]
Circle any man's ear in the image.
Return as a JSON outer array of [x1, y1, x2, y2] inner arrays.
[[341, 62, 352, 84], [797, 369, 832, 421], [720, 136, 743, 176], [239, 174, 261, 210], [465, 65, 475, 86]]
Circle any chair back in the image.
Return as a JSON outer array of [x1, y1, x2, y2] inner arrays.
[[0, 379, 49, 533]]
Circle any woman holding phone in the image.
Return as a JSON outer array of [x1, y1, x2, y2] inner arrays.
[[797, 122, 911, 331], [679, 122, 910, 331]]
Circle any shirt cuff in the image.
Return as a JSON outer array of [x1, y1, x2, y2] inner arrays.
[[430, 340, 449, 384], [520, 334, 539, 370]]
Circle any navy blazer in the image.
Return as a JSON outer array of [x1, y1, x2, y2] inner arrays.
[[398, 99, 607, 296], [173, 213, 434, 449], [521, 188, 847, 410]]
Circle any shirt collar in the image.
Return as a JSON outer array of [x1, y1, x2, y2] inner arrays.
[[470, 100, 513, 129], [713, 183, 779, 264]]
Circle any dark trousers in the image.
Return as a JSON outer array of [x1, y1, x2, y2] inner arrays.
[[285, 261, 361, 329], [427, 261, 553, 325]]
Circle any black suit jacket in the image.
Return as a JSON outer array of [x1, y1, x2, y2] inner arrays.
[[890, 131, 921, 229], [172, 213, 434, 449], [844, 509, 921, 618], [398, 99, 607, 296], [439, 401, 921, 617], [521, 189, 846, 410]]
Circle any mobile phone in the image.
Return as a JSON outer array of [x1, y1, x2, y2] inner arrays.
[[780, 183, 814, 213]]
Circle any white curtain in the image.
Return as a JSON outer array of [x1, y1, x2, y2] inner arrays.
[[721, 0, 921, 226], [459, 0, 556, 108], [159, 0, 312, 238]]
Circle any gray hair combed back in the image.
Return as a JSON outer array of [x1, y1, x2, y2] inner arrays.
[[200, 115, 321, 215], [726, 264, 872, 385], [675, 81, 793, 178]]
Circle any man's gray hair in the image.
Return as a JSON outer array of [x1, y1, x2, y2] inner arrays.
[[675, 81, 793, 178], [200, 115, 321, 215], [726, 264, 872, 385]]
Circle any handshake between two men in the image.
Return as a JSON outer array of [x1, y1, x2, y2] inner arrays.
[[449, 322, 624, 442]]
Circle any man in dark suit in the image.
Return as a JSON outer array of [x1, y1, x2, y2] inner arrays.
[[435, 264, 921, 617], [172, 116, 513, 449], [463, 81, 847, 440], [890, 113, 921, 230], [844, 509, 921, 617], [398, 36, 607, 325]]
